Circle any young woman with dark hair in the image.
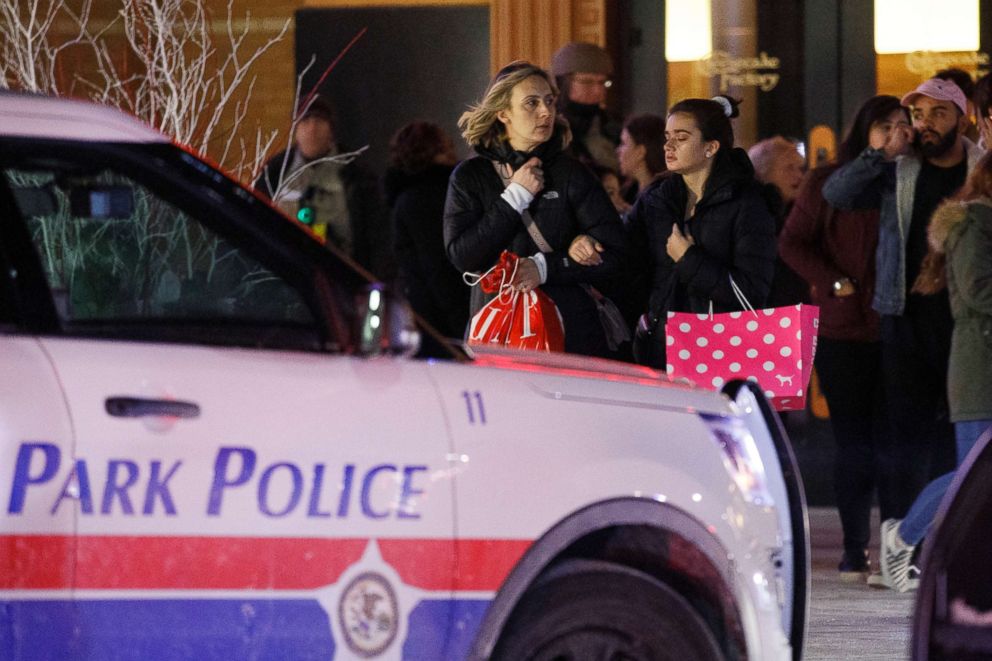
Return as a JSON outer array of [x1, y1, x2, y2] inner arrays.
[[616, 113, 666, 204], [779, 95, 911, 581], [627, 95, 776, 368]]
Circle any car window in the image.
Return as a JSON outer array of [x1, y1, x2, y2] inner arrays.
[[5, 166, 313, 327]]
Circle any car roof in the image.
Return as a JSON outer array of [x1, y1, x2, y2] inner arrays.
[[0, 90, 167, 143]]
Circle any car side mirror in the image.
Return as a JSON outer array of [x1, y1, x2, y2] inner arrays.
[[355, 283, 420, 357]]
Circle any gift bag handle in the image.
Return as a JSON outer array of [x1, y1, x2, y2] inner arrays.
[[729, 276, 758, 315], [463, 257, 519, 304], [709, 275, 759, 318]]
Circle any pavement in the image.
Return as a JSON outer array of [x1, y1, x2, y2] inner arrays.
[[805, 507, 915, 660]]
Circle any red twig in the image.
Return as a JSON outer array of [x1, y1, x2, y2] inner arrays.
[[298, 26, 367, 111]]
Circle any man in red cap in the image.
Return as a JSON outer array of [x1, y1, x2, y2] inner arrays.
[[822, 77, 983, 591]]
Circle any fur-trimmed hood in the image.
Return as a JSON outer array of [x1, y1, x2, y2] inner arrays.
[[927, 199, 990, 253]]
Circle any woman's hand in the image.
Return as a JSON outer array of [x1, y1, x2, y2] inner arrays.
[[568, 234, 604, 266], [512, 257, 542, 292], [979, 115, 992, 150], [511, 157, 544, 195], [666, 224, 694, 262], [881, 123, 913, 160]]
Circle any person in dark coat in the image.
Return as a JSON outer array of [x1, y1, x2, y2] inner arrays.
[[255, 97, 392, 279], [444, 61, 626, 357], [879, 152, 992, 592], [385, 121, 469, 339], [780, 95, 908, 582], [550, 42, 622, 173], [748, 136, 810, 307], [628, 96, 777, 369]]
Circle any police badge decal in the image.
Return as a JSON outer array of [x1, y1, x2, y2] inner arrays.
[[338, 571, 400, 657]]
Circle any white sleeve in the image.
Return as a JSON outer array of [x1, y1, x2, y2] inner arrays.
[[501, 182, 535, 213], [529, 254, 548, 284]]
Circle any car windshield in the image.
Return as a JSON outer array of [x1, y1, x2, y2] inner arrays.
[[0, 139, 360, 351]]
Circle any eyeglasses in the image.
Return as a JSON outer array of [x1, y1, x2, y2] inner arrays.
[[571, 75, 612, 89]]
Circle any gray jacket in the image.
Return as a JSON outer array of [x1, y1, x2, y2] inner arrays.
[[822, 139, 983, 315]]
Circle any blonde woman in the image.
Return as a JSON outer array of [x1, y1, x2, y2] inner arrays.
[[444, 61, 627, 357]]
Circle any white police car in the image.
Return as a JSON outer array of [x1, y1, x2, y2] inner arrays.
[[0, 91, 809, 660]]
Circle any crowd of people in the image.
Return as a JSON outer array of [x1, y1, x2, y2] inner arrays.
[[254, 43, 992, 595]]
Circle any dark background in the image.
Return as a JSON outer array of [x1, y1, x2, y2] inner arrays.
[[295, 6, 490, 178]]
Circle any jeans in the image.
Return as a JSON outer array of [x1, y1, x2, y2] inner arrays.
[[899, 419, 992, 545], [815, 338, 887, 554]]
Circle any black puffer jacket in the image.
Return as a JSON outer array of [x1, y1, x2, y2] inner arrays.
[[629, 147, 776, 329], [444, 126, 626, 356]]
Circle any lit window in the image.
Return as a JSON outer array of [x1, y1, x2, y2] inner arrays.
[[666, 0, 712, 62], [874, 0, 979, 54]]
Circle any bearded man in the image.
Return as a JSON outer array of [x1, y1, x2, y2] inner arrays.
[[821, 78, 982, 586]]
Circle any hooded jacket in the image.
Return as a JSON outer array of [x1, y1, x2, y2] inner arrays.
[[443, 124, 627, 356], [627, 147, 777, 328], [927, 198, 992, 421]]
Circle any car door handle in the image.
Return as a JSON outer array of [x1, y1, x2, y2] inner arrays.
[[105, 397, 200, 419]]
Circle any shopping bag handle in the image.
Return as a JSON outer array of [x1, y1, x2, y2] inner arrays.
[[729, 276, 758, 315], [708, 275, 758, 318], [463, 257, 519, 304], [463, 264, 497, 287]]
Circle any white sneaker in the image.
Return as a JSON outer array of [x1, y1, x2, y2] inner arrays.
[[867, 571, 890, 589], [880, 519, 917, 593]]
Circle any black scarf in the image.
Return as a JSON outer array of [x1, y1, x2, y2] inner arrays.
[[473, 122, 566, 171]]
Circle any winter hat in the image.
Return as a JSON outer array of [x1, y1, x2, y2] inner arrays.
[[550, 42, 613, 77], [901, 78, 968, 115], [297, 96, 335, 123]]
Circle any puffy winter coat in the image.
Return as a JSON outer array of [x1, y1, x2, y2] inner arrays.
[[628, 147, 777, 329], [443, 127, 626, 357]]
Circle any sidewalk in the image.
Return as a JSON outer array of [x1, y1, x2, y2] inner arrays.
[[805, 507, 914, 660]]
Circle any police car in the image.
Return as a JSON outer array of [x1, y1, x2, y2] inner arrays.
[[0, 91, 809, 660]]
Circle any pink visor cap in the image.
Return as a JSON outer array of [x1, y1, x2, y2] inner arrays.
[[901, 78, 969, 115]]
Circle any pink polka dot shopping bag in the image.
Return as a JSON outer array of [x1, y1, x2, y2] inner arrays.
[[665, 286, 819, 410]]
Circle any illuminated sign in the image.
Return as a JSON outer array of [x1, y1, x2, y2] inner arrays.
[[695, 51, 781, 93], [904, 50, 990, 77]]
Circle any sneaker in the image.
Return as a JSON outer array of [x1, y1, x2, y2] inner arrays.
[[880, 518, 917, 593], [867, 571, 890, 588], [868, 563, 920, 591], [838, 550, 870, 582]]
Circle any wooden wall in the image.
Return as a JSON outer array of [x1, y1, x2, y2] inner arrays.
[[40, 0, 606, 173]]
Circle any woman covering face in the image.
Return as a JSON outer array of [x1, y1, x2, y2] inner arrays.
[[778, 95, 909, 581], [443, 61, 628, 358], [626, 96, 777, 369]]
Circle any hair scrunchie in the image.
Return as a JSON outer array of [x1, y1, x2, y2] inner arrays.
[[711, 96, 733, 117]]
